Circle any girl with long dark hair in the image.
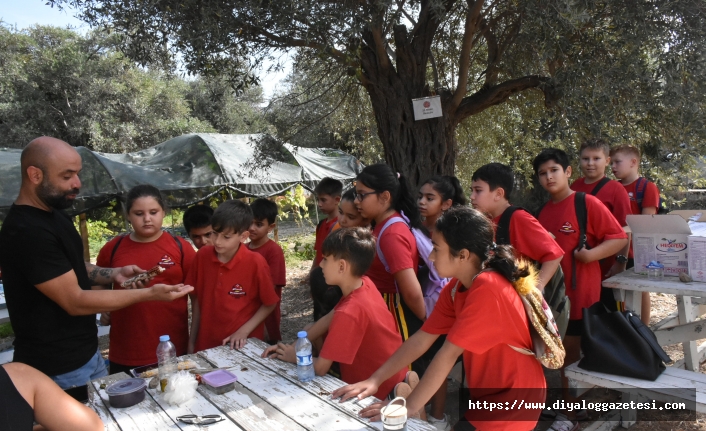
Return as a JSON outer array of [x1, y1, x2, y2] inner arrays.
[[334, 206, 546, 431]]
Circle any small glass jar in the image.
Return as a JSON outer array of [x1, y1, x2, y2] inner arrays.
[[646, 261, 664, 281]]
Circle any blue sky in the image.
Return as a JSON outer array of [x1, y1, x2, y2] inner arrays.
[[0, 0, 287, 100]]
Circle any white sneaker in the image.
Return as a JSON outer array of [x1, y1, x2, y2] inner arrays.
[[428, 414, 451, 431]]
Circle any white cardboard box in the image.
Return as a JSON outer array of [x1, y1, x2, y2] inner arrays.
[[627, 214, 691, 277], [688, 215, 706, 282]]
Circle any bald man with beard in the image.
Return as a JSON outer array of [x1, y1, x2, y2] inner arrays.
[[0, 137, 193, 389]]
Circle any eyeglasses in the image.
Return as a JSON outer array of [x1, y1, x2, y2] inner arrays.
[[354, 190, 378, 201], [176, 415, 225, 425]]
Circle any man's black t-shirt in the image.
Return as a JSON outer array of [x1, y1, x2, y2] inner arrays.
[[0, 205, 96, 376]]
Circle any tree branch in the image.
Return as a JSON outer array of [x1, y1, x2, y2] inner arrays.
[[450, 0, 485, 112], [455, 75, 550, 119]]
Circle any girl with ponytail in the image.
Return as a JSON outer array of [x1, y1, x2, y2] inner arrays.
[[417, 175, 467, 428], [354, 164, 426, 344], [334, 206, 546, 431]]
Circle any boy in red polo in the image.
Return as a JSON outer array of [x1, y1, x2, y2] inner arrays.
[[534, 148, 628, 430], [248, 198, 287, 343], [263, 228, 410, 402], [571, 139, 631, 311], [470, 163, 564, 291], [610, 143, 661, 324], [187, 200, 279, 353]]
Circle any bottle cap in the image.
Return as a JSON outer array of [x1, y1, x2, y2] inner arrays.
[[646, 261, 665, 269], [159, 335, 170, 342], [297, 331, 308, 338]]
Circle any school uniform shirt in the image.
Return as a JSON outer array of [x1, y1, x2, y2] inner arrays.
[[571, 177, 631, 275], [491, 209, 563, 263], [365, 212, 419, 294], [248, 239, 286, 287], [185, 245, 278, 352], [313, 216, 338, 267], [422, 272, 545, 431], [96, 233, 195, 366], [623, 178, 660, 215], [319, 276, 407, 400], [537, 193, 627, 320]]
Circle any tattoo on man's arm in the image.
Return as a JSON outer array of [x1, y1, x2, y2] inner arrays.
[[86, 264, 114, 285]]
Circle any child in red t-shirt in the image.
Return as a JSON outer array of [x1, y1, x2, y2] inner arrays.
[[248, 198, 286, 344], [262, 228, 411, 402], [311, 189, 370, 322], [333, 207, 546, 431], [471, 163, 564, 291], [96, 185, 196, 375], [417, 175, 467, 430], [571, 139, 632, 312], [610, 144, 661, 324], [311, 177, 343, 271], [182, 204, 213, 250], [534, 148, 627, 430], [186, 200, 278, 353]]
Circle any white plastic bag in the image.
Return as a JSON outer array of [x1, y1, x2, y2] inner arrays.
[[162, 371, 198, 405]]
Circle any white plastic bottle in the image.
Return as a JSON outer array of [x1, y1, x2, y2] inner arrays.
[[156, 335, 178, 392], [295, 331, 315, 382]]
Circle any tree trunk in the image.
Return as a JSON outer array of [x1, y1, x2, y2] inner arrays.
[[360, 29, 458, 189]]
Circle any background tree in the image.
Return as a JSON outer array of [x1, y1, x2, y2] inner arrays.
[[51, 0, 706, 189], [0, 24, 218, 151]]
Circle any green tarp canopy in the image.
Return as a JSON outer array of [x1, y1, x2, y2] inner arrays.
[[0, 133, 363, 220]]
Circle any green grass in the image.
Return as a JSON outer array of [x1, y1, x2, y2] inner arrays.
[[0, 322, 14, 338]]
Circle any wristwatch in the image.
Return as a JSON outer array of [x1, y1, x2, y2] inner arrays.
[[616, 254, 628, 264]]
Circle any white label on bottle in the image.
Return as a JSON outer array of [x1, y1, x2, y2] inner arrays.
[[296, 353, 312, 366]]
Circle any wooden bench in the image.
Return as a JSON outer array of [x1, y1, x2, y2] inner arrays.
[[565, 362, 706, 429]]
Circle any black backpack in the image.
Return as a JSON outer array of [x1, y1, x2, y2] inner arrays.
[[496, 194, 591, 339]]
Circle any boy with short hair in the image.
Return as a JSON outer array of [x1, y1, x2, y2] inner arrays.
[[248, 198, 287, 344], [610, 143, 660, 324], [311, 178, 343, 271], [470, 163, 564, 291], [533, 148, 628, 429], [262, 227, 412, 402], [571, 139, 632, 311], [183, 204, 214, 250], [186, 200, 279, 353]]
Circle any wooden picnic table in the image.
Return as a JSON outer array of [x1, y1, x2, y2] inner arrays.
[[88, 338, 436, 431], [603, 270, 706, 371]]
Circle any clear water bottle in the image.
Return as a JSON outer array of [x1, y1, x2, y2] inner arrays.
[[295, 331, 315, 382], [156, 335, 178, 392]]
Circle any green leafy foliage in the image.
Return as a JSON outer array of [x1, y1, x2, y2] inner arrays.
[[73, 217, 114, 258], [276, 186, 311, 230], [279, 234, 315, 268]]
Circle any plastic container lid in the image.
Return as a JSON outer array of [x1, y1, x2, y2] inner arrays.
[[159, 335, 170, 342], [646, 261, 665, 269], [201, 369, 237, 387], [105, 378, 147, 396], [297, 331, 308, 338]]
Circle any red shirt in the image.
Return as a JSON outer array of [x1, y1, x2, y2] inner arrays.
[[365, 212, 419, 294], [314, 217, 338, 266], [423, 273, 545, 430], [492, 209, 563, 264], [185, 245, 278, 352], [96, 233, 196, 365], [572, 177, 631, 274], [538, 193, 627, 319], [623, 178, 660, 215], [319, 277, 407, 399], [248, 239, 286, 287]]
